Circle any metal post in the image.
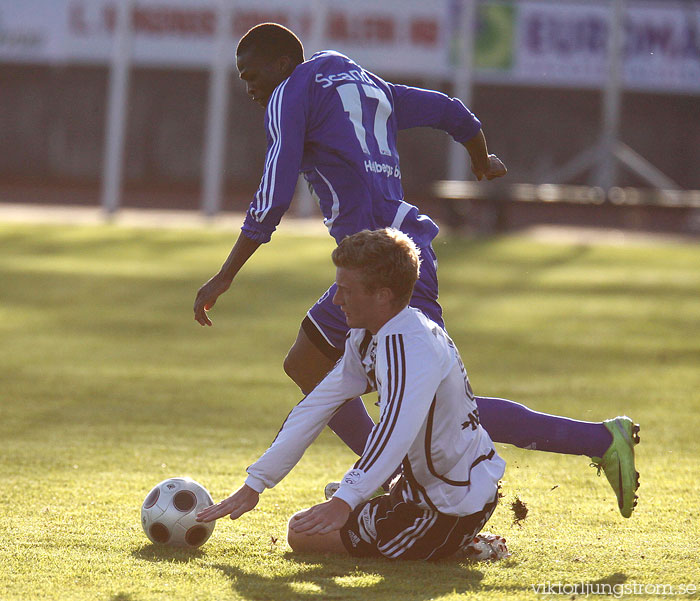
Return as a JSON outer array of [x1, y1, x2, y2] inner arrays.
[[202, 0, 234, 217], [595, 0, 624, 190], [307, 0, 327, 56], [447, 0, 476, 181], [101, 0, 134, 216]]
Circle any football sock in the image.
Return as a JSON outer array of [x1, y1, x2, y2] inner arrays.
[[327, 396, 375, 456], [327, 397, 615, 480], [475, 396, 613, 457], [327, 397, 400, 491]]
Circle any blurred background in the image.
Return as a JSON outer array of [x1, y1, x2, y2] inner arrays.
[[1, 0, 699, 234]]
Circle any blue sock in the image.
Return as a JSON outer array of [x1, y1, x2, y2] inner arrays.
[[327, 397, 400, 490], [475, 396, 613, 457], [328, 397, 375, 456]]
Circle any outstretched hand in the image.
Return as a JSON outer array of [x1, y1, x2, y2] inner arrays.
[[473, 154, 507, 181], [193, 273, 232, 326], [289, 497, 352, 536], [196, 484, 259, 523]]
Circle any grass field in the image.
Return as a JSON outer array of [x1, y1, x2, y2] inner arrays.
[[1, 221, 699, 601]]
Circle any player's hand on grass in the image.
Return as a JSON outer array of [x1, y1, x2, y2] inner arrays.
[[193, 272, 232, 326], [196, 484, 259, 522], [289, 497, 351, 535], [473, 154, 507, 181]]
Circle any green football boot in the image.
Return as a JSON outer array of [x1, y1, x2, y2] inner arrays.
[[590, 416, 641, 518]]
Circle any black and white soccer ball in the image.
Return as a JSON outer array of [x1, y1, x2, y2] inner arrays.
[[141, 477, 215, 548]]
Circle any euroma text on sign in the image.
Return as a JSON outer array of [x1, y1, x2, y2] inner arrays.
[[531, 582, 697, 598]]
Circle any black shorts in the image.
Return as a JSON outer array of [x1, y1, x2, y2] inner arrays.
[[339, 477, 499, 561]]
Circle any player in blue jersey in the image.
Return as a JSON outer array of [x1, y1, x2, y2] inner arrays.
[[193, 23, 640, 518]]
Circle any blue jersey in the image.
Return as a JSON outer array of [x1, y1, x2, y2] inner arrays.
[[241, 51, 482, 248]]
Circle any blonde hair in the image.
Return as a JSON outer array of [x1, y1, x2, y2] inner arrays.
[[332, 228, 421, 307]]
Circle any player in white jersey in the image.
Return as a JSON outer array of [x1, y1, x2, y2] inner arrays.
[[197, 229, 504, 560]]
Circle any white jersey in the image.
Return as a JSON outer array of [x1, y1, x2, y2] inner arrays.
[[245, 307, 505, 516]]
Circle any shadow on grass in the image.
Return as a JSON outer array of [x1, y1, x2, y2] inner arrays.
[[209, 554, 525, 601], [589, 572, 627, 586], [582, 572, 630, 594], [132, 543, 206, 563]]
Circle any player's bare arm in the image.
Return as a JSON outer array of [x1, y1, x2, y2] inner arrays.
[[289, 497, 352, 535], [194, 232, 261, 326], [462, 129, 507, 181], [196, 483, 260, 522]]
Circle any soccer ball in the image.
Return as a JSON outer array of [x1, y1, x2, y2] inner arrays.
[[141, 477, 215, 547]]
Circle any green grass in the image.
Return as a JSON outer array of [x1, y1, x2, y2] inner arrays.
[[1, 222, 699, 601]]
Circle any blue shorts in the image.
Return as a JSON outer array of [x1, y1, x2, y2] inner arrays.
[[303, 245, 443, 360]]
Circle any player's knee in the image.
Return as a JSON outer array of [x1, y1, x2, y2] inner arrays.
[[282, 350, 294, 379], [286, 517, 347, 555], [283, 349, 305, 389], [284, 347, 320, 394]]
